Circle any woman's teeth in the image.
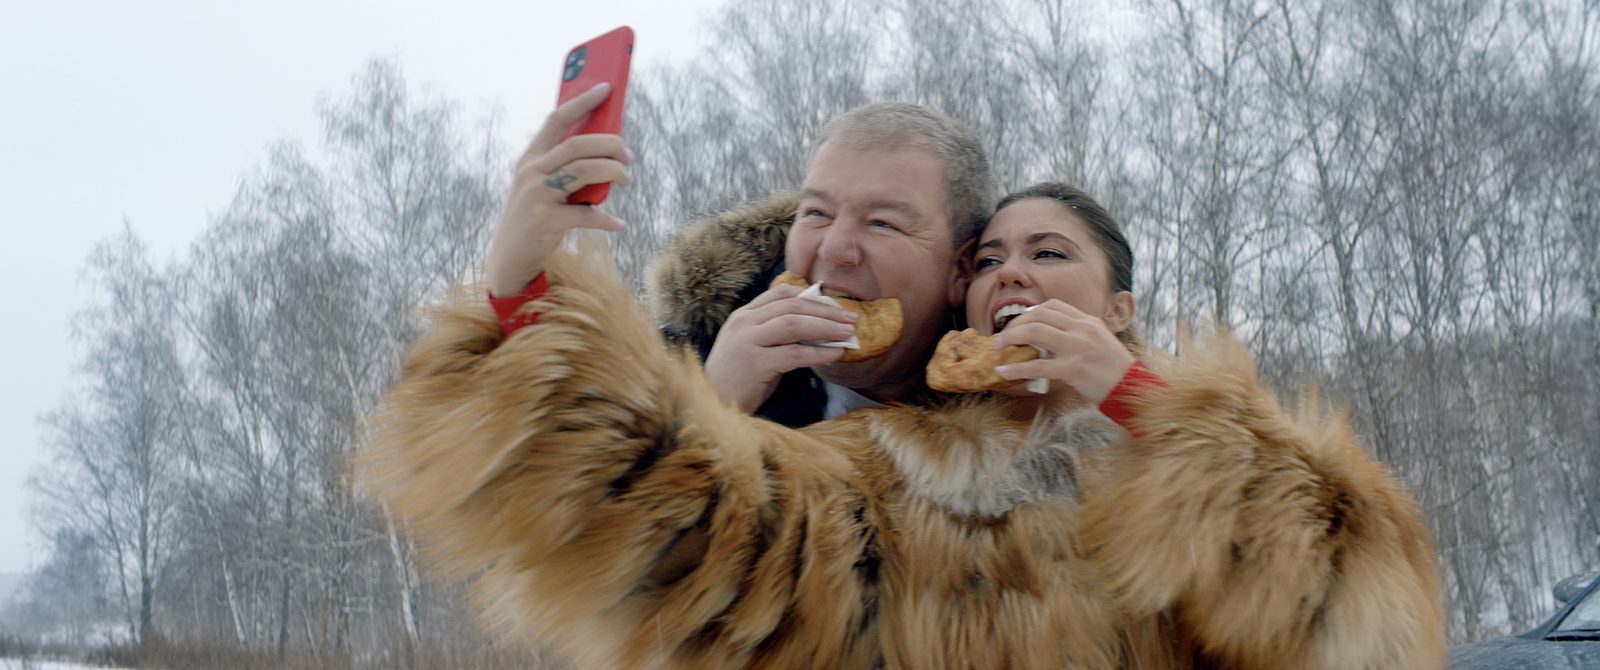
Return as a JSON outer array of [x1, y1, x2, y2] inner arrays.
[[993, 304, 1029, 331]]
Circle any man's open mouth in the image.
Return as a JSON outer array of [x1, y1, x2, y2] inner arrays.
[[821, 286, 864, 301]]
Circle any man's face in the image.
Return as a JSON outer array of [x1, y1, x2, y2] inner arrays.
[[786, 140, 960, 398]]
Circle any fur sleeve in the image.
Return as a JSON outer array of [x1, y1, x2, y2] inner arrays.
[[355, 236, 876, 668], [1077, 333, 1447, 669]]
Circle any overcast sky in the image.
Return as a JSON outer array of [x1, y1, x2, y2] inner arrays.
[[0, 0, 727, 575]]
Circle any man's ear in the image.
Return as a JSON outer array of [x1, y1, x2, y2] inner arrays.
[[947, 267, 968, 308], [947, 240, 976, 307], [1103, 291, 1136, 334]]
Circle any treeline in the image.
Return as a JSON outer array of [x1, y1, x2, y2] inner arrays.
[[6, 0, 1597, 663]]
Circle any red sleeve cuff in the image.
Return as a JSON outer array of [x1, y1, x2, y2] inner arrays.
[[1097, 360, 1167, 432], [487, 272, 550, 336]]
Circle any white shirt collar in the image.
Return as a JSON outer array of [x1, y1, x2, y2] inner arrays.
[[822, 380, 881, 419]]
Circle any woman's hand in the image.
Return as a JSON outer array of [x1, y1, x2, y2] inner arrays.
[[485, 83, 633, 297], [990, 299, 1134, 405]]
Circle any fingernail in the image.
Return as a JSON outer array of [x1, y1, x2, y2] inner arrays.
[[995, 365, 1013, 379], [591, 82, 611, 92], [612, 217, 626, 228], [842, 311, 859, 322], [624, 148, 636, 164]]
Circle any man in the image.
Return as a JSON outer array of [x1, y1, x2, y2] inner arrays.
[[486, 87, 991, 426], [672, 101, 985, 425]]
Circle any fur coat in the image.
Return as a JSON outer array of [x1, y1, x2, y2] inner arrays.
[[357, 201, 1447, 669], [651, 193, 834, 427]]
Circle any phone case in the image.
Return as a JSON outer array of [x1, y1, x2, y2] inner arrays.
[[556, 26, 634, 205]]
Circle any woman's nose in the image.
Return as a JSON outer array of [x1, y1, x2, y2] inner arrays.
[[995, 258, 1030, 287]]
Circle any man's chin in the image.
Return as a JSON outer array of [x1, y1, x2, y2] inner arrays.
[[814, 355, 905, 396]]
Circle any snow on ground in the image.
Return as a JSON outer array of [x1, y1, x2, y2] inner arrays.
[[0, 659, 130, 670]]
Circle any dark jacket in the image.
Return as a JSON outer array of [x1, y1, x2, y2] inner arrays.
[[650, 193, 830, 427]]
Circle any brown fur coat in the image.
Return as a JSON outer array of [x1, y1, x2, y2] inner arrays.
[[358, 218, 1446, 668]]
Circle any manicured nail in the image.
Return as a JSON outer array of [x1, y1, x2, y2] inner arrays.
[[592, 82, 611, 92], [995, 365, 1014, 379]]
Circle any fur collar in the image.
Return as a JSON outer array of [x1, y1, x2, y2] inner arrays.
[[647, 193, 800, 344], [852, 402, 1123, 517]]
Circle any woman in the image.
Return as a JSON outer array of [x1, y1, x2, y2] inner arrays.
[[953, 182, 1144, 416], [357, 118, 1446, 669]]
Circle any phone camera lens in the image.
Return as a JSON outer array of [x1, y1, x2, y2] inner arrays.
[[563, 47, 587, 82]]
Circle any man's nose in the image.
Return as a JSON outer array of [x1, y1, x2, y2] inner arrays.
[[815, 219, 862, 267]]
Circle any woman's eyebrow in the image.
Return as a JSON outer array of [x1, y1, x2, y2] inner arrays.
[[978, 231, 1076, 251], [1027, 231, 1075, 246]]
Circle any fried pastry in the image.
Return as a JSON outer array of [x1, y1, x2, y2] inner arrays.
[[771, 271, 901, 362], [926, 328, 1040, 393]]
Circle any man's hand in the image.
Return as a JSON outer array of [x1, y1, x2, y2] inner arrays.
[[703, 283, 859, 412], [990, 299, 1134, 404], [485, 83, 632, 298]]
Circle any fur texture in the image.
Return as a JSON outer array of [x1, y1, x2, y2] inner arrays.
[[357, 230, 1446, 668], [647, 193, 798, 344]]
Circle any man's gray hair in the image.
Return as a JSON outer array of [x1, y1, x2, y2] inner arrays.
[[812, 103, 993, 247]]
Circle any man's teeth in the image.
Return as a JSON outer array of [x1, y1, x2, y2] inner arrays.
[[822, 288, 858, 300], [993, 304, 1029, 330]]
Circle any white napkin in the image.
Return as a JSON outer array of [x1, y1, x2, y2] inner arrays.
[[796, 282, 860, 350], [1021, 305, 1048, 394], [1025, 353, 1049, 395]]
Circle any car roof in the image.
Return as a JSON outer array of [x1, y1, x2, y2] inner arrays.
[[1521, 570, 1600, 640]]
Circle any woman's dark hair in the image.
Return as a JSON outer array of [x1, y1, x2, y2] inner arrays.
[[994, 182, 1133, 294]]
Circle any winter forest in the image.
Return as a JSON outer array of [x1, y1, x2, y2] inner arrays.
[[4, 0, 1598, 666]]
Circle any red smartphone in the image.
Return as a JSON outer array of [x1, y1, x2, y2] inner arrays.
[[557, 26, 634, 206]]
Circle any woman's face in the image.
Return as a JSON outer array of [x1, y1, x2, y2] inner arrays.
[[964, 198, 1125, 336]]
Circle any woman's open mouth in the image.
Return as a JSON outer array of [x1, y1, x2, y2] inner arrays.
[[992, 303, 1032, 331]]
